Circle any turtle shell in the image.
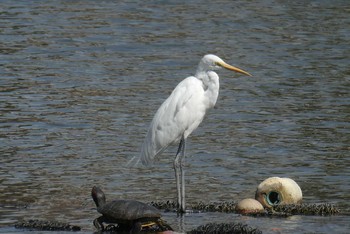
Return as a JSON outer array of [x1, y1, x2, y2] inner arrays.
[[98, 199, 161, 223]]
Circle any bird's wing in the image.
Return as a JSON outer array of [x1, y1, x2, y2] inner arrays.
[[141, 76, 205, 165]]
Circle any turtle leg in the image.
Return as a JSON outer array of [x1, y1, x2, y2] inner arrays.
[[157, 219, 173, 231], [130, 222, 142, 233], [174, 135, 186, 213], [93, 216, 105, 231]]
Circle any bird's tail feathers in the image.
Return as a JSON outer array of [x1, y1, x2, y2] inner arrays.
[[140, 140, 157, 166]]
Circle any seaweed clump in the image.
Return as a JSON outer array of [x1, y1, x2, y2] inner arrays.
[[272, 203, 340, 216], [150, 200, 340, 216], [150, 200, 237, 213], [189, 222, 262, 234], [149, 200, 177, 211], [15, 219, 81, 232], [191, 201, 237, 212]]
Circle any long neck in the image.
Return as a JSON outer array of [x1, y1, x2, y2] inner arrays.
[[195, 60, 207, 75], [195, 70, 220, 108], [93, 192, 106, 208]]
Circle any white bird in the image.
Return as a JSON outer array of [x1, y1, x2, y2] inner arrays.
[[140, 54, 251, 213]]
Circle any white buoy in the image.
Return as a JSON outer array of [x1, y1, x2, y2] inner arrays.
[[236, 198, 264, 214], [255, 177, 302, 208]]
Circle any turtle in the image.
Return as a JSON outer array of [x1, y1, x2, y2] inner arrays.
[[91, 186, 172, 233]]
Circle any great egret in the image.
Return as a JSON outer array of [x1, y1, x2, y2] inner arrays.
[[140, 54, 251, 213]]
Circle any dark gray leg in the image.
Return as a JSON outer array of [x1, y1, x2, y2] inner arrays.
[[174, 135, 186, 213]]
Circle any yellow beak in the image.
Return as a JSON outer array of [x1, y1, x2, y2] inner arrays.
[[216, 61, 252, 76]]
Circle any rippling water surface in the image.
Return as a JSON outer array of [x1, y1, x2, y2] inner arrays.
[[0, 0, 349, 233]]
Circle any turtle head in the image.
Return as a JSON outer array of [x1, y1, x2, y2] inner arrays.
[[91, 186, 106, 208]]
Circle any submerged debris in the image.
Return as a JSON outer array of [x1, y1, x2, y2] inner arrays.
[[189, 222, 262, 234], [15, 219, 81, 231]]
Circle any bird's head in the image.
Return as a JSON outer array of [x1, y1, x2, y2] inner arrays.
[[197, 54, 251, 76]]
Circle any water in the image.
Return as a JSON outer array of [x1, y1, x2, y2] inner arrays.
[[0, 0, 349, 233]]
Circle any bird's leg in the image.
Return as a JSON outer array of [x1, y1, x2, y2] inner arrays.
[[180, 137, 186, 213], [174, 139, 182, 213], [174, 135, 186, 213]]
